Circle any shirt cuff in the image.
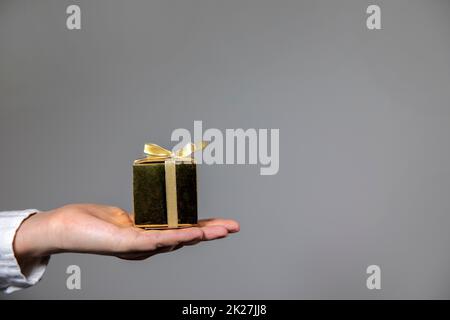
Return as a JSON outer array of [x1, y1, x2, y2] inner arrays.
[[0, 209, 50, 294]]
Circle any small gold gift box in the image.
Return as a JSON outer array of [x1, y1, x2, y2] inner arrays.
[[133, 142, 206, 229]]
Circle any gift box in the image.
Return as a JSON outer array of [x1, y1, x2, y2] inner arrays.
[[133, 142, 206, 229]]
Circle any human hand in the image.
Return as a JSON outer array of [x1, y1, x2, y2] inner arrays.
[[13, 204, 239, 264]]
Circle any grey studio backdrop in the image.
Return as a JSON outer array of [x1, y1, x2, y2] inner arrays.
[[1, 0, 450, 299]]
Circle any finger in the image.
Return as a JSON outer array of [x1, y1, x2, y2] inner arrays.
[[82, 204, 133, 227], [103, 206, 134, 226], [128, 227, 205, 252], [198, 219, 240, 233], [198, 225, 229, 241]]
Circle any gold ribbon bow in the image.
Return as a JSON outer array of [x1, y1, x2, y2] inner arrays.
[[134, 141, 208, 164], [134, 141, 207, 228]]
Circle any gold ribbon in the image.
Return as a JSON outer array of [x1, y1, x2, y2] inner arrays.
[[134, 142, 207, 228]]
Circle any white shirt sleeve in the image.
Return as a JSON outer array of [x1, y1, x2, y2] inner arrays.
[[0, 209, 50, 294]]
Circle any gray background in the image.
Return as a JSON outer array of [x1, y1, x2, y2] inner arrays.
[[1, 0, 450, 299]]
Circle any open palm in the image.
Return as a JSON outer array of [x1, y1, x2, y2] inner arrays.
[[14, 204, 240, 262]]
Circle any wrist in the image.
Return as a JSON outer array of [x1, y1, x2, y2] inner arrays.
[[13, 211, 56, 263]]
